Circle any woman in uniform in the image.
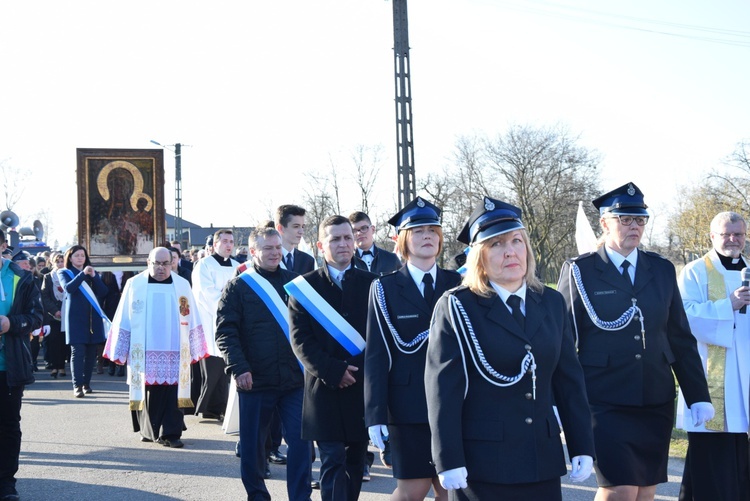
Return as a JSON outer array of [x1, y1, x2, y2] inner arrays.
[[557, 182, 713, 500], [425, 196, 594, 500], [364, 197, 461, 501]]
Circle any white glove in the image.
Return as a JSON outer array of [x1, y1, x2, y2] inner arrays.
[[569, 455, 593, 482], [43, 325, 51, 335], [438, 467, 468, 490], [368, 424, 389, 450], [690, 401, 715, 427]]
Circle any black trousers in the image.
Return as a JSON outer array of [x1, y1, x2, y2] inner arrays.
[[195, 355, 229, 416], [0, 372, 24, 495], [131, 385, 185, 441], [679, 431, 750, 501], [317, 440, 368, 501]]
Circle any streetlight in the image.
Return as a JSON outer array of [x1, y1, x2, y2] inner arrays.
[[150, 139, 184, 247]]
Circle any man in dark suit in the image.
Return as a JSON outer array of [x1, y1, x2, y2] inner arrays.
[[277, 205, 315, 275], [349, 211, 401, 275], [168, 247, 192, 286], [288, 215, 377, 501]]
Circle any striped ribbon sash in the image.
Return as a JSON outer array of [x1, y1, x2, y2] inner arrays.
[[63, 269, 111, 334], [284, 275, 365, 356], [239, 268, 303, 372]]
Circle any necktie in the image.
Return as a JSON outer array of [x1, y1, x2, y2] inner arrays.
[[621, 260, 632, 284], [422, 273, 435, 306], [506, 295, 525, 330], [362, 250, 373, 256], [285, 252, 294, 270]]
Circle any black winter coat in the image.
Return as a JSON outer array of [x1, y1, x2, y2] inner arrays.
[[2, 260, 44, 386], [215, 265, 303, 392]]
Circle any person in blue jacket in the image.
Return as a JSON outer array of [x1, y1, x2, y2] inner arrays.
[[58, 245, 108, 398]]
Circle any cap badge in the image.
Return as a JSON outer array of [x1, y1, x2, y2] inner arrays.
[[484, 198, 495, 211], [627, 184, 635, 196], [416, 198, 425, 208]]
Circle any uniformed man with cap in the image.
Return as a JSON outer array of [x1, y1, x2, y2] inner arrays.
[[364, 197, 461, 501], [425, 196, 594, 500], [557, 182, 712, 501]]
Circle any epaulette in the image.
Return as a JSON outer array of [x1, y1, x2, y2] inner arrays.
[[642, 250, 668, 260], [381, 269, 399, 278], [567, 251, 596, 263]]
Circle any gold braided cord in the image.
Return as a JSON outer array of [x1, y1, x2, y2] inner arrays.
[[703, 253, 727, 432]]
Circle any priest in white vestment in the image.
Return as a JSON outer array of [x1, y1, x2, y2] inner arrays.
[[104, 247, 208, 448], [677, 211, 750, 499]]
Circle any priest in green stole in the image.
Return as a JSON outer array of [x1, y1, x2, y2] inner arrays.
[[677, 211, 750, 499]]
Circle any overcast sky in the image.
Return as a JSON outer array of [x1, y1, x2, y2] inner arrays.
[[1, 0, 748, 248]]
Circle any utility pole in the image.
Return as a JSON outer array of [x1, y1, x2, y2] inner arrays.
[[174, 143, 182, 248], [393, 0, 416, 210]]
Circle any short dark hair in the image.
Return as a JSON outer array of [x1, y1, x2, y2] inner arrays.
[[167, 246, 181, 256], [213, 228, 233, 242], [318, 215, 351, 241], [348, 211, 371, 225], [248, 227, 281, 249], [276, 205, 306, 228], [0, 229, 5, 245]]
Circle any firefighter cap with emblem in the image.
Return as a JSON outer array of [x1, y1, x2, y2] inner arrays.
[[592, 182, 649, 216], [388, 196, 442, 233], [457, 196, 524, 245]]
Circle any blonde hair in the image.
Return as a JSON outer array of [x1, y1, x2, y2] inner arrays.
[[461, 228, 544, 296], [395, 225, 444, 261]]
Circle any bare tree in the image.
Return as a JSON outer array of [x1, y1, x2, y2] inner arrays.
[[350, 144, 383, 214], [0, 158, 28, 210], [482, 124, 601, 282]]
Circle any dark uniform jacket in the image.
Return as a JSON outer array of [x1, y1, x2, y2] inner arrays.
[[289, 264, 377, 442], [2, 261, 44, 386], [425, 285, 595, 485], [365, 266, 461, 426], [353, 246, 401, 275], [215, 265, 302, 393], [557, 247, 710, 407]]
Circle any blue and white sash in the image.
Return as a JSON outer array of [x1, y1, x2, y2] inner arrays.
[[62, 269, 111, 336], [239, 268, 303, 371], [284, 275, 366, 356]]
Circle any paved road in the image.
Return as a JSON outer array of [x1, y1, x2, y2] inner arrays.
[[15, 370, 684, 500]]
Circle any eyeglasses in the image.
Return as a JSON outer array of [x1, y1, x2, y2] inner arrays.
[[611, 215, 649, 227], [353, 225, 371, 234], [719, 232, 746, 240], [151, 261, 171, 268]]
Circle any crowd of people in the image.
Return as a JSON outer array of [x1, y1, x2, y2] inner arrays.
[[1, 183, 749, 501]]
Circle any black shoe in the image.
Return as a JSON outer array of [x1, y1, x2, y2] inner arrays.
[[140, 436, 153, 443], [362, 463, 371, 482], [73, 387, 84, 398], [235, 441, 241, 458], [116, 366, 126, 377], [311, 480, 320, 490], [82, 385, 93, 394], [0, 493, 20, 501], [158, 438, 184, 448], [268, 448, 287, 465], [380, 440, 393, 468], [264, 465, 271, 479], [203, 412, 224, 421], [108, 366, 116, 376]]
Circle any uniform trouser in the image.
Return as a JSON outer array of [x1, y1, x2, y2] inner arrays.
[[679, 431, 750, 501], [238, 387, 312, 501], [195, 355, 229, 416], [317, 439, 368, 501], [70, 343, 97, 388], [0, 372, 23, 495]]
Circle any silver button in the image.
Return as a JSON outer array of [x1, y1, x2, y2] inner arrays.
[[635, 354, 642, 360], [525, 417, 533, 424], [634, 335, 641, 341], [524, 344, 532, 351], [525, 393, 532, 400]]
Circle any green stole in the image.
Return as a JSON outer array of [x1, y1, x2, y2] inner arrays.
[[703, 253, 728, 432]]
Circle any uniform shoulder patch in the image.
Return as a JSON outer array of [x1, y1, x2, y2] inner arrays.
[[568, 251, 595, 262]]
